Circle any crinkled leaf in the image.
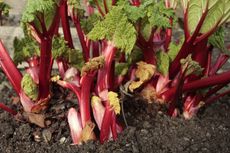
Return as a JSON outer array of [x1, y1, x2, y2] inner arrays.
[[80, 14, 102, 34], [81, 121, 96, 142], [129, 61, 156, 92], [180, 54, 204, 76], [156, 51, 170, 76], [108, 91, 120, 114], [21, 0, 57, 31], [117, 0, 145, 22], [81, 56, 105, 75], [52, 36, 84, 69], [21, 73, 39, 101], [13, 37, 40, 65], [146, 0, 175, 29], [87, 6, 137, 54]]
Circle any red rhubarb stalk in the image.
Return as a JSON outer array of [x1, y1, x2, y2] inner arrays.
[[60, 0, 74, 48], [0, 103, 17, 115], [0, 40, 22, 94], [38, 37, 53, 100]]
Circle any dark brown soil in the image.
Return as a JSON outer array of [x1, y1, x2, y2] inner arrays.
[[0, 71, 230, 153]]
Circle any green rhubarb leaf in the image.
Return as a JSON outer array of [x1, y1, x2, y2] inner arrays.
[[168, 37, 184, 61], [137, 0, 175, 40], [187, 0, 206, 34], [115, 63, 129, 76], [145, 0, 175, 29], [21, 0, 57, 31], [156, 51, 170, 76], [140, 22, 152, 41], [200, 0, 225, 33], [80, 14, 102, 34], [0, 1, 11, 16], [127, 47, 144, 64], [187, 0, 230, 34], [52, 36, 84, 69], [180, 54, 204, 76], [52, 36, 70, 59], [13, 37, 40, 65], [208, 27, 228, 54], [21, 73, 39, 101], [87, 6, 137, 54], [117, 0, 145, 23]]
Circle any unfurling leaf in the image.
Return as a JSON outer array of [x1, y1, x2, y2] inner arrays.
[[129, 61, 156, 92], [81, 121, 96, 142], [180, 54, 204, 76], [108, 92, 120, 115], [81, 56, 105, 75], [21, 73, 39, 101]]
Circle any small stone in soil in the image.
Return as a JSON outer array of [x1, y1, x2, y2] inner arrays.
[[42, 129, 52, 143]]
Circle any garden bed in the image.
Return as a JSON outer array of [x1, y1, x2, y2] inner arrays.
[[0, 73, 229, 153]]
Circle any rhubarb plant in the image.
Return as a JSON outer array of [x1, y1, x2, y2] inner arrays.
[[0, 0, 230, 146]]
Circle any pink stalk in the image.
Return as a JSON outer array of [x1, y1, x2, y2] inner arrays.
[[92, 97, 105, 129], [183, 94, 202, 119], [79, 74, 95, 127], [60, 0, 74, 48], [96, 42, 117, 93], [68, 108, 83, 144], [71, 11, 90, 61], [0, 40, 22, 94], [20, 92, 35, 112], [100, 103, 113, 143], [56, 58, 69, 79], [0, 103, 17, 115]]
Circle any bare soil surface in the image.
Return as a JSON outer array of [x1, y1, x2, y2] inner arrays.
[[0, 72, 229, 153]]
